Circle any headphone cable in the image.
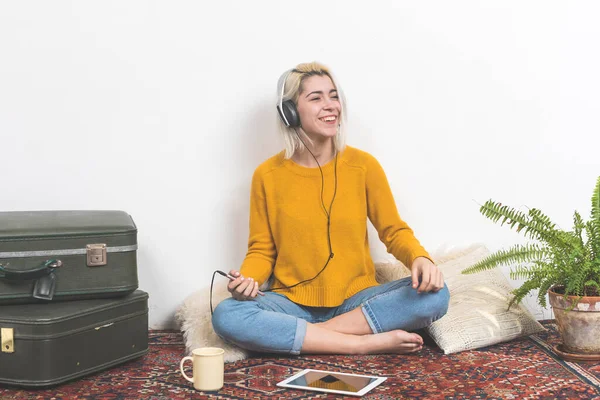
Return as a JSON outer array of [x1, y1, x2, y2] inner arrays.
[[265, 131, 338, 292], [210, 270, 219, 315]]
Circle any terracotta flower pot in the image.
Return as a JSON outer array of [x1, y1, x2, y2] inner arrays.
[[548, 287, 600, 355]]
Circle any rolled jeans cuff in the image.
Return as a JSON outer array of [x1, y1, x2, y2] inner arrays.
[[361, 304, 381, 334], [291, 318, 307, 355]]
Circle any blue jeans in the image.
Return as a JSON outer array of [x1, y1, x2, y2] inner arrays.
[[212, 277, 449, 355]]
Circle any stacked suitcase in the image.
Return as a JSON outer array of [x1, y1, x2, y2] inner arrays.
[[0, 211, 148, 388]]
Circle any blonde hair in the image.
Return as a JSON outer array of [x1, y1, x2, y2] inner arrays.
[[277, 62, 347, 159]]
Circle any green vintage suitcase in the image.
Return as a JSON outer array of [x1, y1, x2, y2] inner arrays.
[[0, 290, 149, 388], [0, 210, 138, 304]]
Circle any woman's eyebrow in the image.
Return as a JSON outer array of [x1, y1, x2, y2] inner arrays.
[[305, 89, 338, 98], [305, 90, 323, 98]]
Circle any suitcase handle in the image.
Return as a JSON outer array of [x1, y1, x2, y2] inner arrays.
[[0, 259, 62, 281]]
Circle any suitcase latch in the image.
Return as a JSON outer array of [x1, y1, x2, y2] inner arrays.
[[87, 244, 107, 267], [1, 328, 14, 353]]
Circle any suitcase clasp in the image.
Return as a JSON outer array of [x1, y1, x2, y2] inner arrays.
[[87, 244, 107, 267], [1, 328, 14, 353]]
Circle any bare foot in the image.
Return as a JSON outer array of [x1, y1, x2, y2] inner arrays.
[[360, 330, 423, 354]]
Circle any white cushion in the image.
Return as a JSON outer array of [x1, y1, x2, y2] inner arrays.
[[426, 244, 546, 354]]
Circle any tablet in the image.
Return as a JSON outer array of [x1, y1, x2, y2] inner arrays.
[[276, 369, 387, 397]]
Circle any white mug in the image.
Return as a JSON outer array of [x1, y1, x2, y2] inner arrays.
[[180, 347, 225, 391]]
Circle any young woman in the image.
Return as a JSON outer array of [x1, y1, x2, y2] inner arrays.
[[212, 62, 449, 355]]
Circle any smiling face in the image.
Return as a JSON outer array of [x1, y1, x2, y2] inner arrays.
[[296, 74, 341, 141]]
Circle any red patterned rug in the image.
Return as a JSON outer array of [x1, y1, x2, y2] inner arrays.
[[1, 321, 599, 399]]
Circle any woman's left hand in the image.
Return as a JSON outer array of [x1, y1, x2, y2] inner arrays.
[[410, 257, 444, 293]]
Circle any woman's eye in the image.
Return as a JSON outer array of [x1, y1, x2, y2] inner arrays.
[[332, 95, 339, 100], [310, 97, 320, 101]]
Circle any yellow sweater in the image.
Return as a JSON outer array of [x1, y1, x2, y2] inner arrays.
[[240, 146, 431, 307]]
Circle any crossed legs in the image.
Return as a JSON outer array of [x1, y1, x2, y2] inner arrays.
[[212, 278, 449, 355]]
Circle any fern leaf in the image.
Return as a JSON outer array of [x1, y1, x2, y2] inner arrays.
[[528, 208, 556, 232], [537, 279, 556, 309], [573, 211, 584, 248], [479, 201, 568, 248], [587, 221, 599, 262], [509, 278, 543, 308], [462, 243, 547, 274], [479, 201, 532, 235], [591, 176, 600, 255]]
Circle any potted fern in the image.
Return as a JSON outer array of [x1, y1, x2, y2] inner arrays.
[[462, 176, 600, 360]]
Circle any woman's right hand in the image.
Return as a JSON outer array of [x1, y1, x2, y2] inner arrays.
[[227, 270, 260, 301]]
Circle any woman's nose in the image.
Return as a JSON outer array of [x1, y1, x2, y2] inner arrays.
[[323, 97, 335, 109]]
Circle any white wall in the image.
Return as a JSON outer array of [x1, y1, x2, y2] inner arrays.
[[1, 1, 598, 327]]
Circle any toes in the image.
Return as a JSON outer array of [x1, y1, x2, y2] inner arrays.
[[395, 331, 423, 344], [410, 333, 423, 343], [398, 345, 422, 354], [399, 342, 421, 348]]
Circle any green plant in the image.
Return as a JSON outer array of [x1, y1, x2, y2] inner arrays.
[[462, 176, 600, 308]]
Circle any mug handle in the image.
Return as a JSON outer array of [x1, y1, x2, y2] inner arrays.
[[180, 356, 194, 383]]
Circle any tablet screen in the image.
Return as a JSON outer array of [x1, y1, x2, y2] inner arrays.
[[277, 369, 386, 396]]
